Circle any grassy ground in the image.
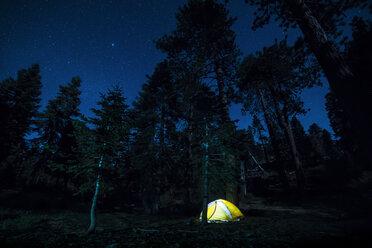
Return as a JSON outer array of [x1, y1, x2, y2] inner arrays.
[[1, 169, 372, 247], [1, 196, 371, 248]]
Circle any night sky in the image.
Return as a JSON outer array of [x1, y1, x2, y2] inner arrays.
[[1, 0, 361, 133]]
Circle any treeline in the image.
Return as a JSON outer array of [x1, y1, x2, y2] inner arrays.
[[0, 0, 371, 214]]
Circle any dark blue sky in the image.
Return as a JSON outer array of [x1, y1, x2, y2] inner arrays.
[[2, 0, 359, 134]]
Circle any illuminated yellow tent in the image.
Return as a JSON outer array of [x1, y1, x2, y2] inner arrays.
[[200, 199, 244, 222]]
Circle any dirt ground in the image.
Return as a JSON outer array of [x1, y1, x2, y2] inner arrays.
[[1, 196, 371, 248]]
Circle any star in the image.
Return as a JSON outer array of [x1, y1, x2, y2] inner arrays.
[[111, 42, 115, 47]]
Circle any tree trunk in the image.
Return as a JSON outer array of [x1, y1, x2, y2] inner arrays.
[[240, 161, 247, 197], [258, 89, 289, 189], [283, 110, 306, 191], [186, 106, 194, 205], [88, 174, 100, 233], [216, 65, 241, 203], [215, 66, 230, 123], [201, 136, 209, 225], [268, 86, 305, 191], [226, 154, 239, 206], [142, 186, 160, 214], [87, 155, 103, 234], [285, 0, 372, 166], [15, 163, 24, 186], [257, 124, 269, 163], [160, 100, 165, 150]]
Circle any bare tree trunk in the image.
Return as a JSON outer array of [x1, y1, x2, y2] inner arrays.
[[88, 176, 99, 233], [285, 0, 372, 166], [201, 133, 209, 225], [268, 87, 305, 191], [186, 106, 194, 205], [258, 89, 289, 189], [257, 123, 269, 163], [87, 155, 103, 234], [283, 110, 306, 191], [240, 161, 247, 196]]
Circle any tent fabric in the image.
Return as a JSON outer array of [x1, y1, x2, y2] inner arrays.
[[200, 199, 244, 222]]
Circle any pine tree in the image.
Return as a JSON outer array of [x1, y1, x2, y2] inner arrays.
[[155, 1, 245, 211], [345, 17, 372, 110], [237, 65, 290, 188], [156, 0, 241, 123], [291, 116, 312, 162], [341, 17, 372, 167], [308, 123, 325, 161], [321, 129, 339, 160], [35, 77, 82, 190], [131, 61, 183, 214], [70, 116, 94, 191], [237, 39, 320, 190], [252, 115, 269, 163], [85, 85, 130, 233], [0, 64, 42, 187], [243, 0, 372, 167], [90, 86, 130, 174]]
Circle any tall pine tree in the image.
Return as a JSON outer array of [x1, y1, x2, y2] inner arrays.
[[237, 39, 320, 190], [243, 0, 372, 167], [0, 64, 42, 188], [86, 85, 130, 233], [35, 77, 82, 190], [156, 0, 241, 123]]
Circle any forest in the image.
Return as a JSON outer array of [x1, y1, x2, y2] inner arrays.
[[0, 0, 371, 247]]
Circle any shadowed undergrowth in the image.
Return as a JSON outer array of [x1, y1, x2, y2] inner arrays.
[[1, 200, 371, 248]]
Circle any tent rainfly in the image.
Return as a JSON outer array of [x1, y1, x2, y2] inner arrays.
[[200, 199, 244, 222]]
